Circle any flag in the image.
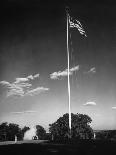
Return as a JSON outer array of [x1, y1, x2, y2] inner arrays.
[[68, 14, 87, 37]]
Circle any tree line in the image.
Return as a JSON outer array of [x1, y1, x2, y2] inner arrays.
[[0, 123, 47, 141], [0, 113, 94, 141]]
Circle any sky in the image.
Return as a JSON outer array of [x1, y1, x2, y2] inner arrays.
[[0, 0, 116, 131]]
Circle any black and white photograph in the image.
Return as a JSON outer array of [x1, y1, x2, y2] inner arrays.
[[0, 0, 116, 154]]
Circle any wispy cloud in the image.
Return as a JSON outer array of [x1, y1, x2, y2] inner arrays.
[[33, 73, 39, 78], [50, 65, 79, 80], [27, 75, 34, 80], [7, 86, 24, 97], [88, 67, 96, 73], [14, 78, 29, 84], [83, 101, 96, 106], [70, 66, 79, 72], [0, 81, 30, 97], [84, 67, 96, 74], [11, 111, 37, 114], [15, 73, 40, 83], [0, 81, 11, 86], [27, 73, 39, 80], [0, 73, 49, 98], [112, 106, 116, 110], [0, 81, 24, 97], [14, 82, 32, 88], [25, 87, 49, 96]]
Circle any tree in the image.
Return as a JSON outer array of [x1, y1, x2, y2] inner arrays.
[[0, 122, 22, 141], [0, 122, 9, 141], [7, 123, 22, 141], [49, 113, 94, 141], [36, 125, 46, 140]]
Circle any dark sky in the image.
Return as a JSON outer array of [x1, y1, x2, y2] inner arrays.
[[0, 0, 116, 130]]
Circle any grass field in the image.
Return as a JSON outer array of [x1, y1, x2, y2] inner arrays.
[[0, 140, 48, 145], [0, 140, 116, 155]]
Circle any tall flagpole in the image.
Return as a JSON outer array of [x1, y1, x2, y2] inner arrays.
[[65, 6, 87, 139], [66, 7, 71, 138]]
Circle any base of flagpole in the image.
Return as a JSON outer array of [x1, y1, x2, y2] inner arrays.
[[68, 129, 71, 139]]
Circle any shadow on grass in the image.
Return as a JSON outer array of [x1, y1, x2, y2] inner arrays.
[[0, 139, 116, 155]]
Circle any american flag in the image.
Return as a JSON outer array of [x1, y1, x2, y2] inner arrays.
[[68, 14, 87, 37]]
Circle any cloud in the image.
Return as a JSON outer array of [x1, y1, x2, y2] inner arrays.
[[7, 86, 24, 97], [70, 66, 79, 72], [83, 101, 96, 106], [25, 87, 49, 96], [84, 67, 96, 74], [0, 73, 49, 98], [50, 65, 79, 80], [50, 70, 71, 80], [27, 73, 39, 80], [112, 107, 116, 109], [15, 82, 32, 88], [15, 73, 40, 83], [0, 81, 11, 86], [11, 111, 37, 114], [0, 81, 30, 97], [14, 78, 29, 84], [0, 81, 25, 97], [27, 75, 34, 80], [89, 67, 96, 73], [33, 73, 39, 78]]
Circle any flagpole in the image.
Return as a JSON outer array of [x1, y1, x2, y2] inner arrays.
[[65, 6, 87, 139], [66, 7, 71, 138]]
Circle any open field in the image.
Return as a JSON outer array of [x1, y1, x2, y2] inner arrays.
[[0, 140, 116, 155], [0, 140, 48, 145]]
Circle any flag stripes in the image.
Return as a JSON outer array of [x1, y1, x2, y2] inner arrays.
[[68, 14, 87, 37]]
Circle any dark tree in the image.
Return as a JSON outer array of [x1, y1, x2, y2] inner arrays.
[[96, 130, 116, 140], [49, 113, 94, 141], [0, 122, 9, 141], [0, 122, 22, 141], [7, 123, 22, 141], [36, 125, 46, 140], [108, 130, 116, 140]]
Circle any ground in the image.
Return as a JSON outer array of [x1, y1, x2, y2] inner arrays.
[[0, 140, 116, 155]]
